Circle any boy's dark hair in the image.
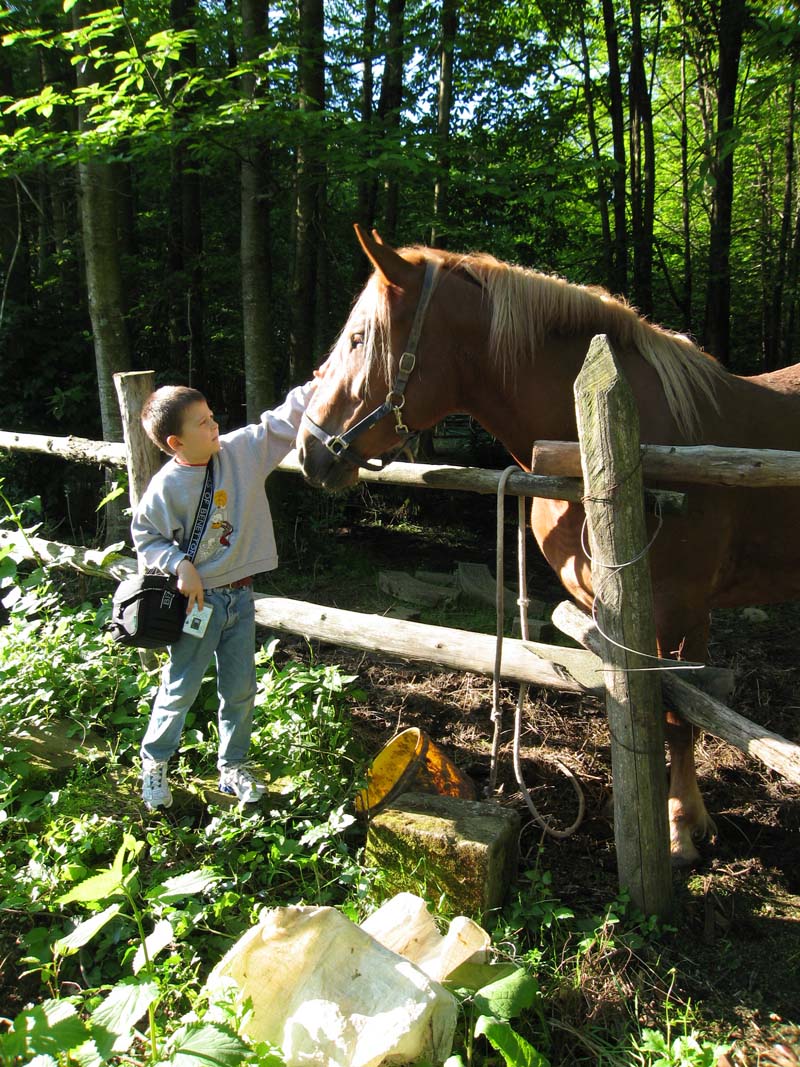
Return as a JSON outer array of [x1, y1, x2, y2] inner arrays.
[[141, 385, 207, 455]]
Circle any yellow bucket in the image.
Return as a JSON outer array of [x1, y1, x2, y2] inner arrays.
[[355, 727, 476, 817]]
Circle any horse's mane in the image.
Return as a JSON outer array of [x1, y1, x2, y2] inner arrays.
[[351, 245, 727, 440]]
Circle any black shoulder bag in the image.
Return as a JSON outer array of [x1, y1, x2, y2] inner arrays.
[[108, 460, 214, 649]]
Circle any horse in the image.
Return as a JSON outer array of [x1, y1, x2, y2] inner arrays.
[[297, 223, 800, 867]]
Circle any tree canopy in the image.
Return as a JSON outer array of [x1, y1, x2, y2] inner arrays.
[[1, 0, 799, 442]]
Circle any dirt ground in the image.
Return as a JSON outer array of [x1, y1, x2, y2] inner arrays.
[[268, 489, 800, 1064]]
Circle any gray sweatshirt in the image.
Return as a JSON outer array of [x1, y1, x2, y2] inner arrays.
[[131, 381, 315, 588]]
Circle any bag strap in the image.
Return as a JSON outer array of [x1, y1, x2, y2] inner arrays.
[[184, 458, 215, 563]]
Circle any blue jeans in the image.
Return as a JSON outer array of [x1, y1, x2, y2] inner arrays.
[[140, 586, 257, 771]]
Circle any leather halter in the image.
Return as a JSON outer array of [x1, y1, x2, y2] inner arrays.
[[302, 260, 440, 472]]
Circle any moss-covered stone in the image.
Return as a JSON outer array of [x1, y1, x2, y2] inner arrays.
[[364, 792, 520, 921]]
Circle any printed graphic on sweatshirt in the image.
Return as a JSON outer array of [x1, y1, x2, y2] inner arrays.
[[195, 488, 235, 564]]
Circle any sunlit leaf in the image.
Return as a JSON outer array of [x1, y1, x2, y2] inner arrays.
[[473, 968, 539, 1021], [54, 903, 122, 956], [474, 1016, 550, 1067], [56, 868, 124, 905], [3, 1000, 88, 1060], [147, 868, 221, 902], [90, 979, 159, 1057], [132, 918, 174, 974], [153, 1022, 251, 1067], [444, 961, 519, 992]]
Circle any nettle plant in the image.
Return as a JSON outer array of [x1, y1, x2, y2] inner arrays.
[[0, 834, 261, 1067]]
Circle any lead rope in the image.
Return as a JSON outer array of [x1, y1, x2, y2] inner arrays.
[[489, 466, 585, 838]]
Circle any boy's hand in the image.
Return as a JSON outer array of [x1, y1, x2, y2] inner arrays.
[[176, 558, 204, 612]]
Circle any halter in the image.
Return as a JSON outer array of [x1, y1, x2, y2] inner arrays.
[[302, 260, 440, 472]]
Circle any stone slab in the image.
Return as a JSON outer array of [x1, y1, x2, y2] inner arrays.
[[365, 792, 521, 922]]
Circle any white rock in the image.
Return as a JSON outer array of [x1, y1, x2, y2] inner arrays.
[[360, 892, 490, 983], [206, 904, 457, 1067]]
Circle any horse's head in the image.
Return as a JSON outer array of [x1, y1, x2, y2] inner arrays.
[[298, 226, 456, 490]]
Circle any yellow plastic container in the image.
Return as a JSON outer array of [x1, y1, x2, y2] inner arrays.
[[355, 727, 476, 817]]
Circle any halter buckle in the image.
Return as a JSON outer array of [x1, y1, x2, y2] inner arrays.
[[326, 435, 349, 457]]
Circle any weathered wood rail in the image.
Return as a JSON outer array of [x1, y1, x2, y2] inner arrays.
[[0, 429, 687, 515], [533, 439, 800, 487]]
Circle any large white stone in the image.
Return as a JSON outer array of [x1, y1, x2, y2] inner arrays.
[[206, 904, 457, 1067], [359, 892, 490, 983]]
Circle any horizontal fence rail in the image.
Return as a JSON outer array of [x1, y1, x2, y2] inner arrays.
[[0, 428, 686, 512], [533, 439, 800, 487]]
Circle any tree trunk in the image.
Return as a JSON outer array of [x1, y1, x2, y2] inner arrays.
[[431, 0, 458, 248], [73, 4, 130, 445], [168, 0, 205, 386], [579, 10, 613, 287], [73, 0, 131, 541], [768, 80, 796, 369], [378, 0, 406, 242], [291, 0, 325, 383], [703, 0, 745, 365], [356, 0, 377, 236], [785, 125, 800, 364], [602, 0, 628, 295], [680, 42, 693, 333], [241, 0, 276, 418], [629, 0, 654, 316]]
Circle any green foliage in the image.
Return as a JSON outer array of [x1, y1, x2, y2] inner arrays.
[[632, 1027, 730, 1067], [0, 829, 261, 1067]]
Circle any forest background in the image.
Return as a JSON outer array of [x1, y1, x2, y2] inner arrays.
[[1, 0, 800, 535]]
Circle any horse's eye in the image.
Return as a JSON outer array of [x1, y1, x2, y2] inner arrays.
[[350, 332, 364, 349]]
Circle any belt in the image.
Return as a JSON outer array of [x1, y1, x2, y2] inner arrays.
[[212, 576, 253, 590]]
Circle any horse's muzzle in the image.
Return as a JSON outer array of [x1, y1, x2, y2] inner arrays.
[[297, 435, 360, 491]]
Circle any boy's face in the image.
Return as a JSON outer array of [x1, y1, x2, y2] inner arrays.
[[168, 401, 220, 464]]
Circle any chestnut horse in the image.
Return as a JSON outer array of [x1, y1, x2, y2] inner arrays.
[[298, 224, 800, 867]]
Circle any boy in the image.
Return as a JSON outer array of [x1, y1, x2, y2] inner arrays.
[[132, 377, 317, 810]]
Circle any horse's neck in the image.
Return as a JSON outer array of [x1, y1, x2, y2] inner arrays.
[[459, 333, 590, 468]]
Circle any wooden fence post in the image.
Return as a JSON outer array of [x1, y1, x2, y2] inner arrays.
[[113, 371, 161, 513], [574, 334, 673, 918]]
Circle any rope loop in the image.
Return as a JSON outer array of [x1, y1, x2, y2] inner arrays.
[[488, 466, 585, 839]]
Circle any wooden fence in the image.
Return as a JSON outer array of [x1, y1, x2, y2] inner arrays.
[[3, 354, 800, 917]]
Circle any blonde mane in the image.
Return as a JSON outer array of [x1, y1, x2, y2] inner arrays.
[[341, 246, 726, 440]]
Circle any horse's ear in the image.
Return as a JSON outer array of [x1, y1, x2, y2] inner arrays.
[[353, 223, 418, 290]]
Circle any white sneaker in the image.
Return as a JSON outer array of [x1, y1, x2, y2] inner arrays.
[[219, 765, 266, 803], [142, 758, 172, 810]]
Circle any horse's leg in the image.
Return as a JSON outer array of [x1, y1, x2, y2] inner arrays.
[[654, 606, 717, 867]]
